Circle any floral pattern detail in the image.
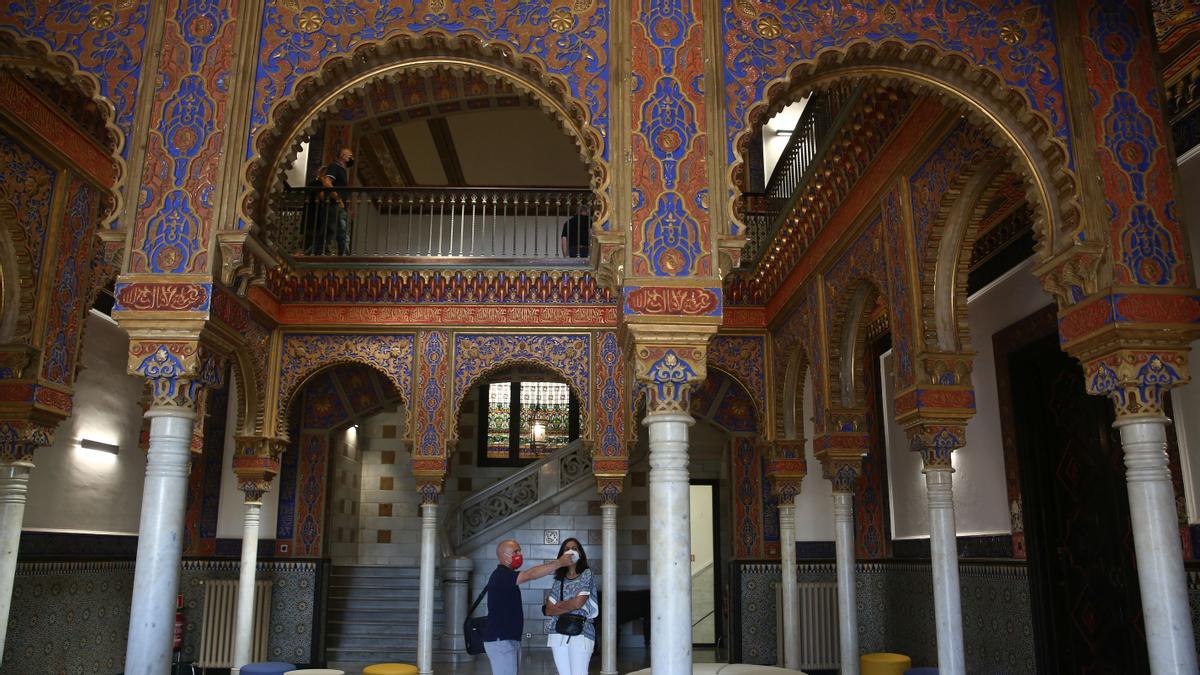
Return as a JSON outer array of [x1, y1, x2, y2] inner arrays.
[[277, 333, 415, 428]]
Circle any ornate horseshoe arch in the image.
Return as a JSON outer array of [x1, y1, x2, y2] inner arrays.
[[243, 31, 610, 235], [728, 41, 1079, 264]]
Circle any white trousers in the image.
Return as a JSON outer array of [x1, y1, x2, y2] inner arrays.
[[547, 633, 594, 675]]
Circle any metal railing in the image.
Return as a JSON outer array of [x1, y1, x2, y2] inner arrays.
[[272, 186, 595, 261], [740, 83, 863, 267]]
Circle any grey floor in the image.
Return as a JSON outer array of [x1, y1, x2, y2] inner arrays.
[[331, 647, 720, 674]]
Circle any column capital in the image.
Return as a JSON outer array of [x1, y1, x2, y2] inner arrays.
[[769, 439, 807, 502], [594, 456, 627, 505], [232, 434, 286, 502], [412, 456, 447, 505], [814, 408, 866, 494], [0, 420, 55, 465], [1082, 347, 1191, 419], [905, 421, 967, 471], [128, 339, 224, 411], [622, 322, 718, 414]]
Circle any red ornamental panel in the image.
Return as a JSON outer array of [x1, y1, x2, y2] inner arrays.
[[731, 436, 764, 559], [116, 282, 210, 312], [0, 73, 116, 186], [624, 286, 720, 315]]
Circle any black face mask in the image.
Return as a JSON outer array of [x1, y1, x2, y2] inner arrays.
[[345, 157, 355, 167]]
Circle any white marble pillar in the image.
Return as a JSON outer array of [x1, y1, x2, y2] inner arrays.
[[417, 501, 438, 675], [440, 556, 473, 652], [832, 492, 858, 675], [0, 461, 32, 664], [125, 408, 196, 674], [231, 501, 262, 674], [646, 411, 693, 675], [779, 502, 799, 670], [1114, 416, 1198, 674], [924, 465, 964, 675], [601, 502, 619, 675]]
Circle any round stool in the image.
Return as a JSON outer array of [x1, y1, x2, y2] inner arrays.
[[364, 665, 419, 675], [905, 669, 939, 675], [283, 670, 345, 675], [861, 653, 913, 675], [241, 664, 297, 675]]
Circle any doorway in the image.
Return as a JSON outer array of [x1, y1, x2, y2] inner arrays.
[[1005, 331, 1149, 672], [690, 481, 722, 648]]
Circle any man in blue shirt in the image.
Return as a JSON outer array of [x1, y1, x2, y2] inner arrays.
[[483, 540, 573, 674]]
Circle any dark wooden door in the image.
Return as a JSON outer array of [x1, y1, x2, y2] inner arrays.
[[1008, 334, 1148, 674]]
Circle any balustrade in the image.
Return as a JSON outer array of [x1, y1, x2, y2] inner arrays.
[[271, 186, 595, 262]]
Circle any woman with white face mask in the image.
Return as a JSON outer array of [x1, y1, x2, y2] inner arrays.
[[542, 538, 597, 675]]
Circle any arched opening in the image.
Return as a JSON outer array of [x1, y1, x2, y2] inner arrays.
[[244, 33, 608, 264]]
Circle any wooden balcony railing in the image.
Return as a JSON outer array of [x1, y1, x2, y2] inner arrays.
[[271, 186, 595, 262]]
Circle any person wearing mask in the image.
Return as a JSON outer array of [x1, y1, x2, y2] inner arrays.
[[543, 538, 597, 675], [322, 146, 355, 255], [483, 540, 573, 675]]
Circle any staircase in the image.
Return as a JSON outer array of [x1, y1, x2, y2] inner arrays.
[[325, 565, 445, 665]]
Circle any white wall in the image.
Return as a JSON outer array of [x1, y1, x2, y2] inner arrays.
[[690, 484, 714, 574], [793, 369, 835, 540], [25, 311, 147, 535], [884, 259, 1051, 539], [1171, 148, 1200, 523], [215, 377, 280, 539]]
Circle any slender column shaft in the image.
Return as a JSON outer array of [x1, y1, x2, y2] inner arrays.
[[1115, 416, 1198, 675], [125, 409, 196, 674], [833, 492, 858, 675], [417, 502, 438, 675], [0, 462, 32, 664], [925, 467, 964, 675], [646, 411, 693, 675], [231, 502, 262, 672], [440, 556, 473, 652], [601, 503, 619, 675], [779, 503, 799, 669]]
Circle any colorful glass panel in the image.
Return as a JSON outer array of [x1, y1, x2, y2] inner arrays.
[[486, 382, 512, 460], [518, 381, 571, 459]]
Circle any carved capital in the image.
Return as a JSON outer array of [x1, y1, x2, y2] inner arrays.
[[216, 231, 278, 295], [128, 341, 224, 411], [1033, 239, 1108, 307], [813, 416, 865, 495], [622, 322, 717, 414], [1084, 349, 1189, 418], [596, 475, 626, 505], [0, 345, 40, 379], [412, 455, 447, 505], [769, 439, 807, 501], [905, 422, 967, 470], [416, 477, 443, 505], [825, 457, 863, 494], [0, 420, 55, 465], [232, 434, 286, 492], [593, 232, 625, 294], [917, 351, 974, 387]]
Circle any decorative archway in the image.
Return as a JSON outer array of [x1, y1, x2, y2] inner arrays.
[[243, 32, 610, 234], [728, 42, 1078, 263], [276, 333, 415, 437], [450, 333, 592, 444]]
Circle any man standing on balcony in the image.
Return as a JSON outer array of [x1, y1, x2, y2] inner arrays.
[[321, 146, 354, 256], [483, 540, 573, 675], [559, 212, 591, 258]]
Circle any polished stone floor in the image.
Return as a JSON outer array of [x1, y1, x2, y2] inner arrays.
[[331, 647, 720, 674]]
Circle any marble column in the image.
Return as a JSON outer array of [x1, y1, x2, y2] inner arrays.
[[1114, 415, 1198, 674], [440, 556, 473, 653], [125, 407, 197, 674], [600, 501, 619, 675], [231, 500, 262, 674], [778, 501, 799, 670], [923, 458, 964, 675], [832, 491, 858, 675], [417, 500, 438, 675], [646, 411, 694, 675], [0, 460, 32, 664]]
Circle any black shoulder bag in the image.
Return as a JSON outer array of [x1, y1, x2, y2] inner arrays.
[[554, 578, 586, 638], [464, 587, 488, 655]]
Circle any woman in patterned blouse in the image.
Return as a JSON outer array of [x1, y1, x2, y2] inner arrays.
[[543, 537, 597, 674]]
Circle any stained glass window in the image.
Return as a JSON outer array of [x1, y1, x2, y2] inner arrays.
[[478, 378, 579, 466]]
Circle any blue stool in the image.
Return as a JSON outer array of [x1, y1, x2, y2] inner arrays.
[[241, 664, 297, 675], [905, 669, 939, 675]]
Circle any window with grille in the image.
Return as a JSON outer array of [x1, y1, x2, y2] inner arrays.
[[478, 379, 579, 466]]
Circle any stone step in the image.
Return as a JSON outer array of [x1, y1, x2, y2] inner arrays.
[[330, 566, 423, 580], [326, 595, 442, 612], [326, 584, 440, 599], [327, 606, 445, 624], [327, 618, 446, 636]]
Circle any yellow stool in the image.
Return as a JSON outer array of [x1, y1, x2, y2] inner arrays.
[[861, 653, 913, 675], [363, 665, 418, 675]]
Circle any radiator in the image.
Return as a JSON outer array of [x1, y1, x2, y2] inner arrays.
[[775, 580, 839, 669], [198, 579, 273, 667]]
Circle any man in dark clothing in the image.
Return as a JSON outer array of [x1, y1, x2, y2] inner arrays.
[[483, 540, 572, 674], [559, 213, 591, 258], [326, 147, 354, 255]]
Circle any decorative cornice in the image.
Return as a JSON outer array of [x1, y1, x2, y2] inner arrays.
[[622, 322, 717, 414], [266, 267, 614, 305]]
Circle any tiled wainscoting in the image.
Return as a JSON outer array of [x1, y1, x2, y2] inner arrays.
[[4, 560, 134, 672], [179, 560, 321, 666], [732, 560, 1036, 672], [3, 559, 321, 673]]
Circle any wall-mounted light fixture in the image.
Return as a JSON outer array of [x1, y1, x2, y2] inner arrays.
[[79, 438, 120, 455]]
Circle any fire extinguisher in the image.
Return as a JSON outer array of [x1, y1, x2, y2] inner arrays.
[[173, 593, 184, 653]]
